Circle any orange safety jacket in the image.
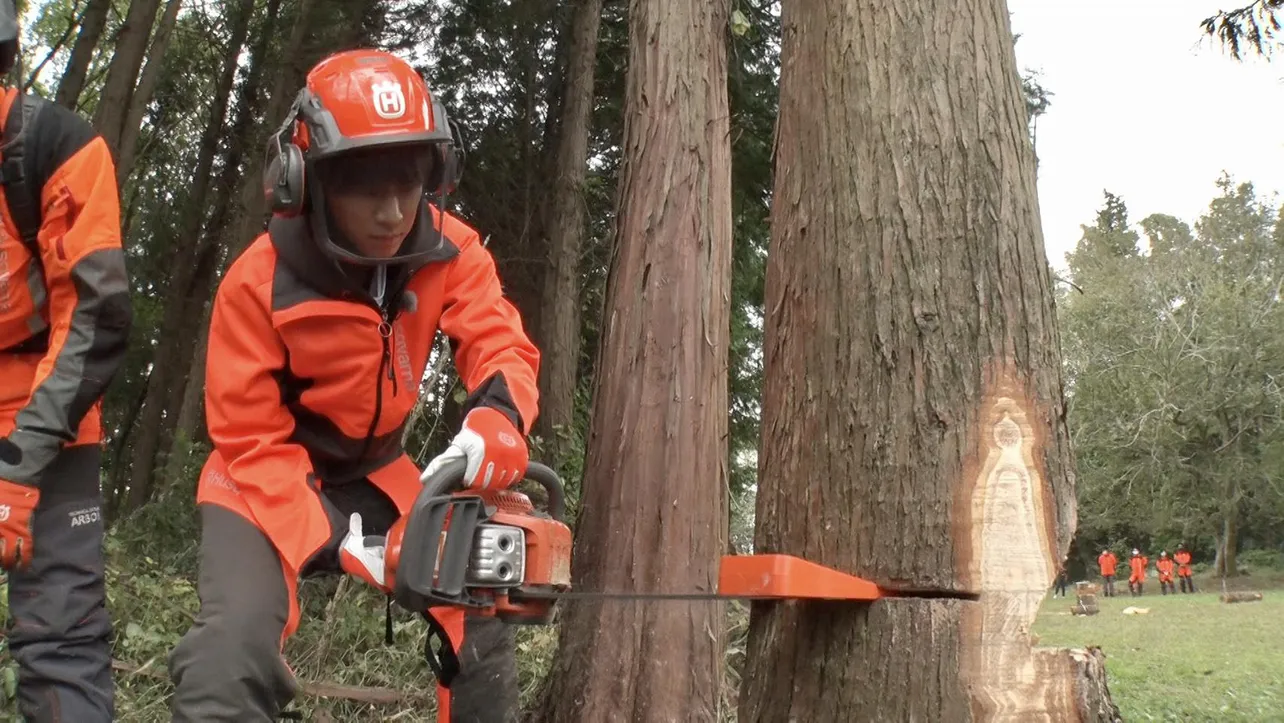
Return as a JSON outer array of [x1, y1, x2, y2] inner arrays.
[[1128, 555, 1147, 582], [0, 87, 132, 484], [1098, 551, 1117, 577], [1174, 550, 1193, 576], [1156, 557, 1175, 582], [196, 205, 540, 613]]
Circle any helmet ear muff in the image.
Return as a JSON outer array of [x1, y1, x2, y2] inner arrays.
[[264, 141, 306, 216], [424, 98, 465, 197], [262, 91, 309, 216]]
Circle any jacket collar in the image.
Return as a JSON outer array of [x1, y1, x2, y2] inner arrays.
[[268, 197, 459, 311]]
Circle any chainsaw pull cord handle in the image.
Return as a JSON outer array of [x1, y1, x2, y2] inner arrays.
[[419, 459, 567, 522]]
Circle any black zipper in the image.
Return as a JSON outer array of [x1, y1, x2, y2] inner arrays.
[[387, 319, 399, 396], [360, 308, 393, 460]]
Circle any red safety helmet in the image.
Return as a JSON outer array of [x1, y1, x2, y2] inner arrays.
[[262, 48, 464, 265]]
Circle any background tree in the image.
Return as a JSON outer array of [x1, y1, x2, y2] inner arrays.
[[1201, 0, 1284, 59], [1060, 178, 1284, 578], [534, 0, 735, 718]]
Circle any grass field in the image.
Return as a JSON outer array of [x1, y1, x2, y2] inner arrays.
[[1033, 572, 1284, 722]]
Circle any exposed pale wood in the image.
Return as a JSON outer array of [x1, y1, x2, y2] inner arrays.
[[962, 381, 1106, 719]]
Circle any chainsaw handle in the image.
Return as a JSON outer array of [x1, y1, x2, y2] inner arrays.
[[523, 461, 566, 522], [419, 458, 567, 522]]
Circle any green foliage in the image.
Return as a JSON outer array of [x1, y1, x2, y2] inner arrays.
[[1236, 548, 1284, 572], [726, 0, 777, 496], [1061, 176, 1284, 565]]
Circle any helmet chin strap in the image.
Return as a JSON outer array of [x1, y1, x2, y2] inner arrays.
[[370, 263, 388, 307]]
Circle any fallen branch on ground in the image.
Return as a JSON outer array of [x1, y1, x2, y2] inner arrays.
[[111, 658, 434, 706], [1220, 591, 1264, 604]]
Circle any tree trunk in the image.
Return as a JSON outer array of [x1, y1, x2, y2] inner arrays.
[[1218, 500, 1239, 577], [533, 0, 603, 466], [55, 0, 111, 109], [115, 0, 185, 183], [160, 0, 284, 474], [534, 0, 733, 719], [93, 0, 163, 156], [1220, 590, 1263, 603], [23, 1, 83, 93], [119, 0, 256, 513], [228, 0, 318, 256], [737, 1, 1117, 721], [104, 370, 150, 522], [163, 305, 213, 483]]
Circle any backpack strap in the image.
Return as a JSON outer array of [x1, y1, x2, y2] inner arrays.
[[0, 92, 45, 260]]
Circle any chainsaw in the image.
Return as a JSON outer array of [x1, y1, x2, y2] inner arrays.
[[382, 457, 574, 625], [373, 460, 974, 722], [380, 459, 969, 621]]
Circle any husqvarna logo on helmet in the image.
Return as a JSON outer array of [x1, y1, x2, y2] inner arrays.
[[371, 79, 406, 119]]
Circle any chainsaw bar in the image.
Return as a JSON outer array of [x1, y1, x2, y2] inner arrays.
[[519, 590, 738, 602], [519, 586, 977, 603], [513, 555, 979, 604]]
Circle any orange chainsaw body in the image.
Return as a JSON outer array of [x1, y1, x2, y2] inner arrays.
[[384, 465, 573, 624]]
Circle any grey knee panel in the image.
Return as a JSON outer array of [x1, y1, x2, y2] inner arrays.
[[168, 505, 300, 722], [448, 616, 520, 723]]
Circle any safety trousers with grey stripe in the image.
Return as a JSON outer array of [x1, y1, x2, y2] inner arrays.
[[168, 480, 520, 722], [4, 444, 115, 722]]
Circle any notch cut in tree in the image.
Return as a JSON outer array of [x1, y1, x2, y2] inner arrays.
[[533, 0, 734, 719], [737, 1, 1120, 721]]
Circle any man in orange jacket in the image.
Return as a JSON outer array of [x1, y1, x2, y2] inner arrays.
[[167, 49, 539, 722], [1128, 548, 1148, 596], [0, 3, 132, 719], [1175, 543, 1196, 593], [1097, 548, 1118, 597], [1156, 551, 1176, 595]]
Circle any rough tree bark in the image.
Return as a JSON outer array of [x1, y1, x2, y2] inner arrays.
[[55, 0, 111, 109], [737, 1, 1120, 721], [534, 0, 733, 719], [93, 0, 162, 156], [533, 0, 603, 466], [1216, 477, 1240, 577], [115, 0, 185, 183]]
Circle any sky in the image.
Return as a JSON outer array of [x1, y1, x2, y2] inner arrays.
[[1006, 0, 1284, 271]]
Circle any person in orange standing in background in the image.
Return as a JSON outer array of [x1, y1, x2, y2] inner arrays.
[[1128, 548, 1148, 596], [1097, 547, 1118, 597], [1156, 551, 1176, 595], [1175, 543, 1196, 593]]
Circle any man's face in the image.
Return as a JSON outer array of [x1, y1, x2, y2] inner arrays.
[[327, 180, 423, 259], [319, 146, 433, 259]]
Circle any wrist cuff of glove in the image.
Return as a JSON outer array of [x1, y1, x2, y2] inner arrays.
[[0, 431, 59, 488]]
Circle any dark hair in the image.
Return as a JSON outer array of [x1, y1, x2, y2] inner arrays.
[[316, 144, 435, 197]]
